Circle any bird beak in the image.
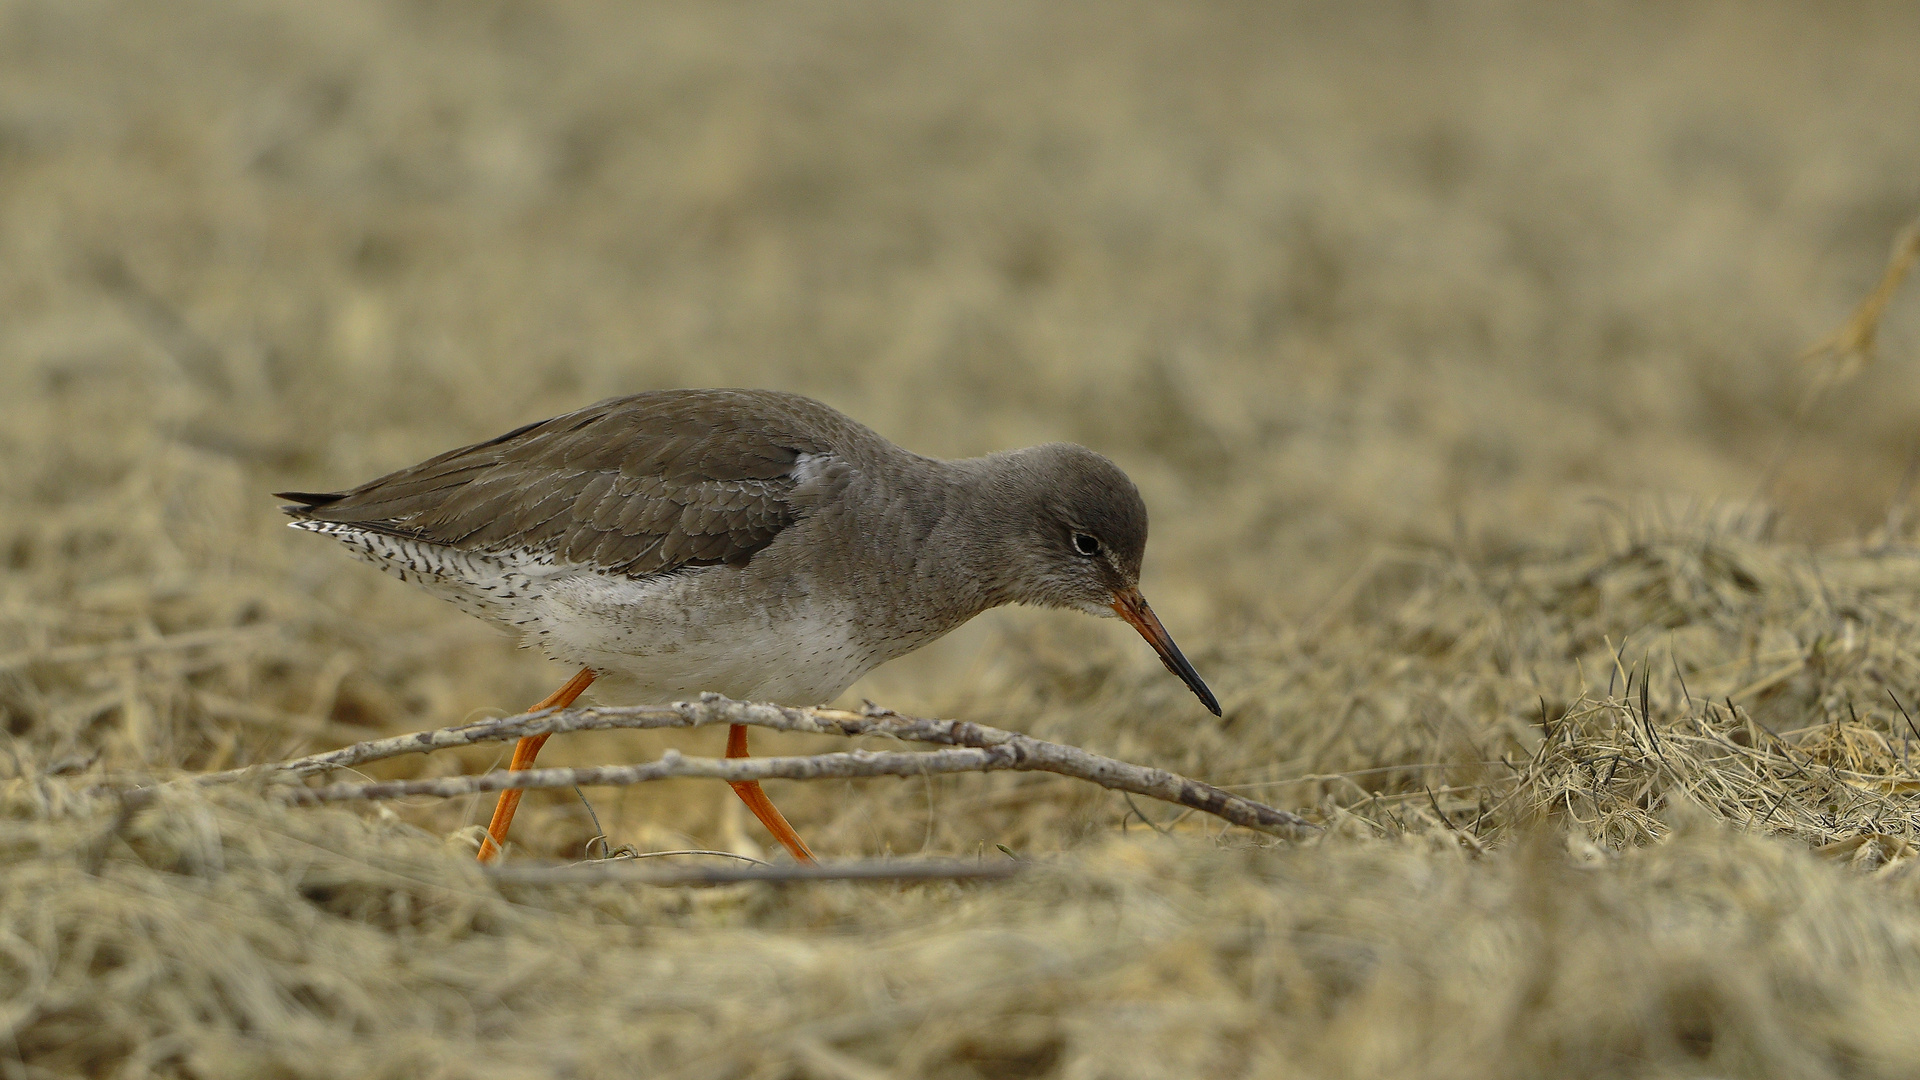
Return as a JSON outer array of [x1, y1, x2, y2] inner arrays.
[[1110, 588, 1222, 716]]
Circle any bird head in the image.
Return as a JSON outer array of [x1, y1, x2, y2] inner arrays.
[[985, 443, 1221, 716]]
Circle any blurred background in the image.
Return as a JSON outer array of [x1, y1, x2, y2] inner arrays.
[[7, 2, 1920, 1076]]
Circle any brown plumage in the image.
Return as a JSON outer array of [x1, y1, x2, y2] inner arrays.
[[278, 389, 860, 578], [280, 388, 1217, 860], [279, 388, 1215, 711]]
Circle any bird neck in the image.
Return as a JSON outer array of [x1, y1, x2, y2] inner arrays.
[[925, 450, 1047, 613]]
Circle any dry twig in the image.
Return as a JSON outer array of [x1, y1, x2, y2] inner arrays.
[[485, 856, 1023, 886], [184, 694, 1317, 838], [1802, 215, 1920, 374]]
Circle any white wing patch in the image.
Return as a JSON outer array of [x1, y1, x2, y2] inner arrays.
[[789, 452, 833, 484]]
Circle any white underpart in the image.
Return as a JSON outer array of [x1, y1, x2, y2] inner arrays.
[[290, 520, 875, 704]]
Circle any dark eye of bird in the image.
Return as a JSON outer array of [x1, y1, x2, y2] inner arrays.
[[1071, 532, 1101, 557]]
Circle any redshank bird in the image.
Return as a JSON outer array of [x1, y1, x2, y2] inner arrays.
[[276, 389, 1219, 862]]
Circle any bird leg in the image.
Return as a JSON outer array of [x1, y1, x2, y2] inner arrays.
[[473, 668, 814, 863], [726, 723, 817, 862], [476, 666, 597, 863]]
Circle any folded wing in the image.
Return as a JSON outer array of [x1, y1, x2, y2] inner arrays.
[[277, 390, 851, 578]]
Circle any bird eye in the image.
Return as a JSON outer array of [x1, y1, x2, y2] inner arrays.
[[1071, 532, 1101, 557]]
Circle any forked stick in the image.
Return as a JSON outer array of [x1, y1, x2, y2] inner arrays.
[[189, 695, 1316, 839]]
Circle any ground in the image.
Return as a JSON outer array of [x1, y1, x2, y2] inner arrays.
[[4, 2, 1920, 1077]]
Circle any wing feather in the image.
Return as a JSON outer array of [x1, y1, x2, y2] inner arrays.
[[278, 390, 863, 578]]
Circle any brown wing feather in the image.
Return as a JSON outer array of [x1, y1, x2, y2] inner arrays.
[[277, 389, 860, 578]]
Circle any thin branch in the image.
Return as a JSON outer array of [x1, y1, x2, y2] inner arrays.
[[187, 694, 1317, 838], [203, 697, 1045, 781], [484, 856, 1024, 886], [274, 742, 1315, 838], [618, 849, 767, 865]]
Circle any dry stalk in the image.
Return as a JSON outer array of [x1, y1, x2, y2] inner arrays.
[[485, 856, 1023, 886], [1802, 214, 1920, 374], [182, 694, 1318, 838]]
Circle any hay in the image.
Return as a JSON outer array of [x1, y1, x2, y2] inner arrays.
[[8, 775, 1920, 1078], [6, 0, 1920, 1076], [16, 509, 1920, 1078]]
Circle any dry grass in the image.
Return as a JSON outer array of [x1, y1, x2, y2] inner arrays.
[[6, 1, 1920, 1076]]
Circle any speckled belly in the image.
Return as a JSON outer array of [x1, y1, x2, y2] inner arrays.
[[293, 520, 883, 705]]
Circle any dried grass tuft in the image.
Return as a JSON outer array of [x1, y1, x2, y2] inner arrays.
[[6, 1, 1920, 1076]]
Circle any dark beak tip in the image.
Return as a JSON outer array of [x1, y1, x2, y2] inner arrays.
[[1115, 592, 1222, 717], [1183, 672, 1222, 716], [1164, 658, 1222, 716]]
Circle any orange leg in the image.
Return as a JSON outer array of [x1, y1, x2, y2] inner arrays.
[[726, 723, 816, 863], [476, 666, 597, 863]]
